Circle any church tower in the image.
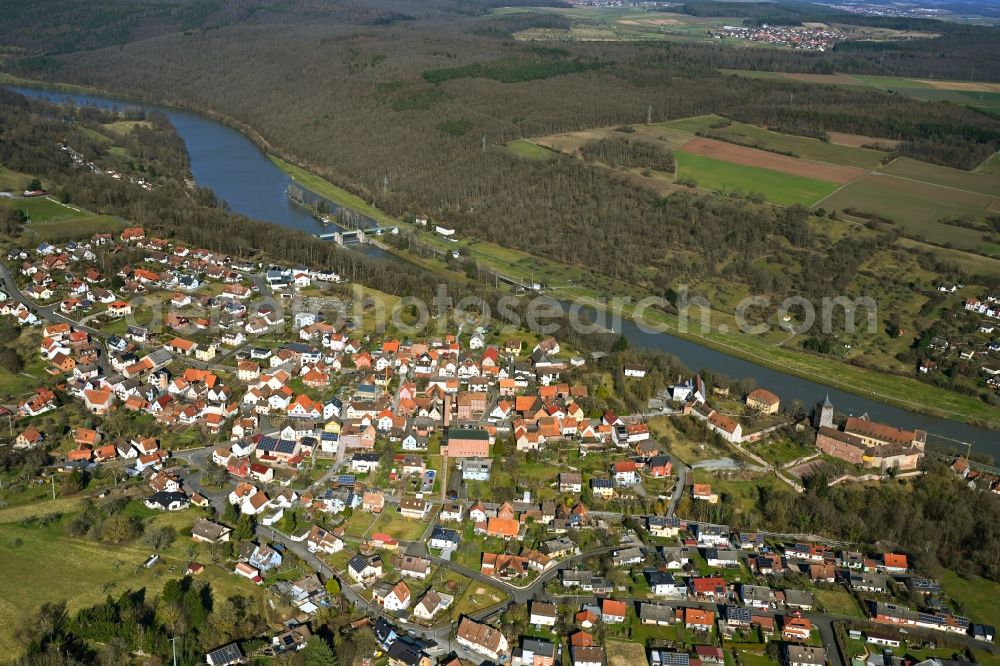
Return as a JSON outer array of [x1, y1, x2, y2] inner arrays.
[[814, 394, 834, 429]]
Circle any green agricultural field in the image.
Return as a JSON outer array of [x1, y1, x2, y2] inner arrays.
[[819, 174, 998, 252], [674, 152, 839, 206], [977, 154, 1000, 177], [878, 157, 1000, 197], [506, 139, 554, 160], [659, 117, 885, 169]]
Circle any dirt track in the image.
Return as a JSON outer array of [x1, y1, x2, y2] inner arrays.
[[678, 137, 867, 184]]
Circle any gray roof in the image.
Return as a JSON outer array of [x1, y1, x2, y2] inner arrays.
[[521, 637, 556, 658], [786, 646, 826, 666], [640, 603, 674, 624]]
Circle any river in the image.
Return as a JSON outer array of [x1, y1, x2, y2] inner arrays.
[[8, 85, 999, 456], [8, 86, 387, 258]]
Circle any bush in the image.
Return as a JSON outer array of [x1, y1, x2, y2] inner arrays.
[[99, 514, 142, 544]]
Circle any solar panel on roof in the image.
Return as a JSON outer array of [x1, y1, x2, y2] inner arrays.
[[207, 643, 242, 665], [658, 651, 690, 666]]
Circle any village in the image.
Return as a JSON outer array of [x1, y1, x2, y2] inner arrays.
[[0, 226, 996, 666], [712, 24, 841, 51]]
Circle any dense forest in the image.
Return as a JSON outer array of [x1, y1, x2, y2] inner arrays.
[[580, 136, 676, 173]]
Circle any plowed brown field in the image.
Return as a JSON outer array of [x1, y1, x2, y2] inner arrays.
[[678, 137, 867, 184]]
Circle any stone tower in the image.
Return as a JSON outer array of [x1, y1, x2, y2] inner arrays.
[[814, 394, 834, 429]]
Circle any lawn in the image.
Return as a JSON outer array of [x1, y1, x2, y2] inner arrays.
[[750, 438, 814, 467], [452, 579, 506, 618], [739, 650, 779, 666], [674, 151, 839, 206], [370, 511, 431, 541], [341, 510, 381, 540], [814, 587, 864, 618], [506, 139, 555, 160], [629, 621, 682, 645]]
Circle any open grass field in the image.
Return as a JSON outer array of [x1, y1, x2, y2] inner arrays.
[[505, 139, 554, 160], [819, 174, 998, 252], [978, 155, 1000, 177], [4, 195, 85, 221], [674, 151, 840, 206], [878, 157, 1000, 197], [938, 569, 1000, 627], [749, 438, 814, 467], [27, 214, 125, 242], [529, 114, 997, 226], [0, 166, 32, 191], [0, 509, 267, 657], [340, 509, 381, 539], [699, 474, 795, 516]]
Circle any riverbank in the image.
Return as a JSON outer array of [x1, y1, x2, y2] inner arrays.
[[269, 156, 398, 229], [267, 157, 999, 431]]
